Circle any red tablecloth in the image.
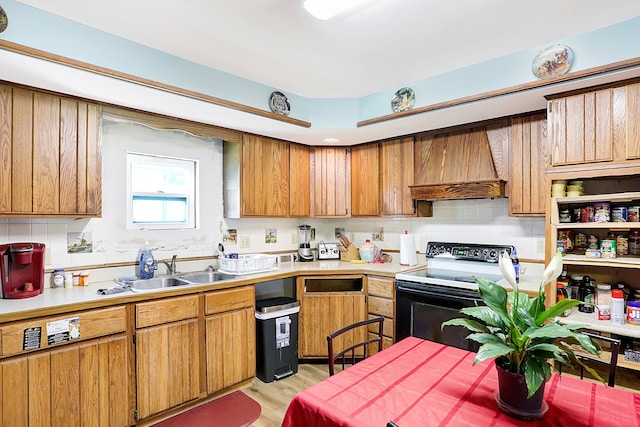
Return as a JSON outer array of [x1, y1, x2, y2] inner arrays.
[[282, 337, 640, 427]]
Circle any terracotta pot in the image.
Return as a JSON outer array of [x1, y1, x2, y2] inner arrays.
[[495, 359, 545, 416]]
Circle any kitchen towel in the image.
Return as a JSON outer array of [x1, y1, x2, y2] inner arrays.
[[399, 233, 418, 266]]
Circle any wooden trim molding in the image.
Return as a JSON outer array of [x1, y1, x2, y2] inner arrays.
[[358, 57, 640, 127], [0, 40, 312, 128]]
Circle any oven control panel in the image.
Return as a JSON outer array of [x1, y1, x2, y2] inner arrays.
[[425, 242, 514, 263]]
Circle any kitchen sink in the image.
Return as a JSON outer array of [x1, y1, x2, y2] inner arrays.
[[128, 270, 236, 292], [177, 271, 236, 284], [129, 276, 192, 292]]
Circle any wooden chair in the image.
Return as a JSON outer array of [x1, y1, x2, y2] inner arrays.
[[559, 331, 621, 387], [327, 317, 384, 376]]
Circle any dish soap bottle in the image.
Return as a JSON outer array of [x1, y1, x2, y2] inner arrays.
[[139, 241, 155, 279], [510, 249, 520, 282]]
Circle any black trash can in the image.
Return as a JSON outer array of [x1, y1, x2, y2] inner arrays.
[[255, 297, 300, 382]]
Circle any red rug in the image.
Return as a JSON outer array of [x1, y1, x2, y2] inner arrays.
[[152, 391, 261, 427]]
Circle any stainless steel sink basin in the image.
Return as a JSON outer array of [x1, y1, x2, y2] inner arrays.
[[128, 270, 236, 292], [177, 271, 236, 284], [129, 276, 192, 292]]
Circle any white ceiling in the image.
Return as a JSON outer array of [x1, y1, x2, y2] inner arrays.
[[13, 0, 640, 143]]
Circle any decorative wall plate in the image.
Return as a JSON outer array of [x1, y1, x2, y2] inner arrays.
[[532, 44, 573, 79], [269, 91, 290, 116], [391, 87, 415, 113], [0, 6, 8, 34]]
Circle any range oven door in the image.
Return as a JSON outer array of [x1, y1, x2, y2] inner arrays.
[[395, 280, 484, 352]]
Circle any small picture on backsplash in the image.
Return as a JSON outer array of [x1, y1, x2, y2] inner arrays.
[[67, 232, 93, 254], [223, 229, 237, 245], [265, 229, 277, 244], [372, 227, 384, 241], [335, 227, 345, 239]]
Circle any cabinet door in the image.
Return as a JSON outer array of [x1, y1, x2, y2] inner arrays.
[[381, 137, 415, 216], [298, 293, 366, 358], [0, 83, 102, 216], [625, 83, 640, 160], [350, 143, 380, 216], [136, 319, 200, 420], [510, 113, 548, 216], [0, 335, 131, 427], [312, 147, 348, 216], [549, 89, 614, 166], [205, 307, 256, 394], [289, 143, 311, 217], [241, 134, 289, 216]]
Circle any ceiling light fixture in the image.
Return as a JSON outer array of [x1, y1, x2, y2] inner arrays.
[[303, 0, 375, 20]]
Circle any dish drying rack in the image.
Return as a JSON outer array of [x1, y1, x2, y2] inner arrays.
[[218, 254, 278, 275]]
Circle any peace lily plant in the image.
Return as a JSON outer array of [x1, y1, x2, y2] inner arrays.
[[442, 251, 603, 398]]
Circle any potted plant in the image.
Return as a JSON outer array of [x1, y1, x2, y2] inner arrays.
[[442, 251, 603, 418]]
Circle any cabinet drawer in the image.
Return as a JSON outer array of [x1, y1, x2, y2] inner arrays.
[[205, 286, 254, 315], [367, 276, 394, 299], [0, 306, 126, 357], [368, 314, 394, 338], [368, 295, 393, 318], [136, 295, 199, 328]]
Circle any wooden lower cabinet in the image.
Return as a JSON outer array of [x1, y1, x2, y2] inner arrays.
[[0, 335, 131, 427], [367, 276, 395, 354], [297, 276, 367, 358], [204, 286, 256, 394], [135, 295, 200, 420]]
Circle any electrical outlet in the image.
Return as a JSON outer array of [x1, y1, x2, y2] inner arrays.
[[349, 232, 355, 242], [239, 236, 250, 249], [536, 238, 545, 253]]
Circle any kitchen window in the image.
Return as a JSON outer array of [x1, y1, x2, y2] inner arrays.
[[127, 152, 197, 229]]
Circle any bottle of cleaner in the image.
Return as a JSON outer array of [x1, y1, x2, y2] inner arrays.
[[510, 249, 520, 283], [139, 241, 155, 279]]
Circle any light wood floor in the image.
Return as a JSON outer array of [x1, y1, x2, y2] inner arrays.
[[244, 363, 329, 427]]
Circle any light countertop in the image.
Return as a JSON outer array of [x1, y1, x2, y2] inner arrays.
[[0, 258, 427, 322]]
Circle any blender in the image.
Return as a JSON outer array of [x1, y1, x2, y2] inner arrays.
[[297, 225, 314, 262]]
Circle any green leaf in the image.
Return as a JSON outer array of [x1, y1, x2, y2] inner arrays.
[[524, 358, 546, 398], [526, 322, 575, 340], [466, 333, 506, 345], [474, 342, 514, 364], [535, 299, 581, 325], [441, 318, 488, 333], [475, 277, 511, 325], [460, 306, 505, 328]]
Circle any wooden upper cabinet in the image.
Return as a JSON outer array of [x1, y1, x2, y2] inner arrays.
[[289, 143, 311, 217], [547, 80, 640, 168], [549, 89, 615, 166], [510, 113, 548, 216], [0, 83, 102, 216], [350, 143, 380, 216], [624, 82, 640, 160], [380, 137, 414, 216], [312, 147, 348, 217], [241, 134, 290, 217]]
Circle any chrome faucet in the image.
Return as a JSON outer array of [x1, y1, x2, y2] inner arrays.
[[157, 254, 178, 275]]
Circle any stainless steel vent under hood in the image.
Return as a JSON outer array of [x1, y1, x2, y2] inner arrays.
[[411, 123, 508, 201]]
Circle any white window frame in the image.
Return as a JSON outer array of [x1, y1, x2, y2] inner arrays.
[[126, 152, 197, 230]]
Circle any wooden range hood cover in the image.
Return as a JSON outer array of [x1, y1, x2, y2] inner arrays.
[[411, 124, 508, 201]]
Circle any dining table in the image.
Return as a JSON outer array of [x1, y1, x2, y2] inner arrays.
[[282, 336, 640, 427]]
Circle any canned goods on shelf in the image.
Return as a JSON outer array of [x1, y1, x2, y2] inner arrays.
[[593, 202, 611, 222], [612, 206, 628, 222], [628, 206, 640, 222]]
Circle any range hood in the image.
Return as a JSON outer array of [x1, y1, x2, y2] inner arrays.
[[411, 123, 508, 201]]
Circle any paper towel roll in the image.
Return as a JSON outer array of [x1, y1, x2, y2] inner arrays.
[[399, 233, 418, 266]]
